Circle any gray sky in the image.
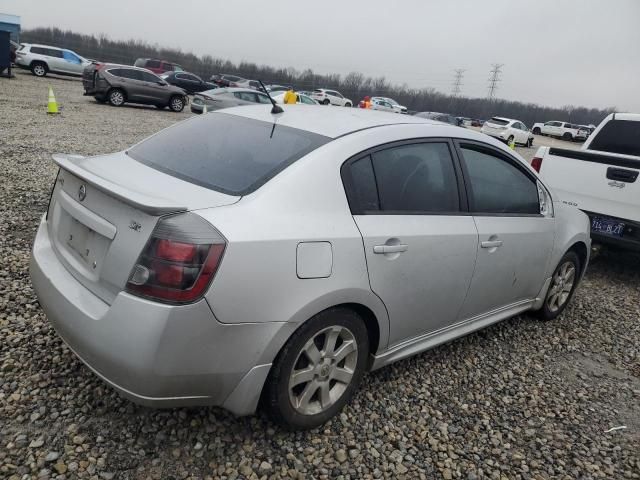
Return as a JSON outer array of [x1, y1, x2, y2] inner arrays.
[[5, 0, 640, 111]]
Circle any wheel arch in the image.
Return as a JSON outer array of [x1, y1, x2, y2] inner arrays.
[[567, 240, 589, 277]]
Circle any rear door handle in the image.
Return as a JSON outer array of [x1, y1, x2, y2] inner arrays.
[[373, 244, 408, 254], [481, 240, 503, 249]]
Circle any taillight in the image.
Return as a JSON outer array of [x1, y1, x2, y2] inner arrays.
[[126, 213, 226, 304], [531, 156, 543, 172]]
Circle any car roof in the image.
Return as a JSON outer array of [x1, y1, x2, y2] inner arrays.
[[217, 104, 446, 138], [25, 43, 64, 50]]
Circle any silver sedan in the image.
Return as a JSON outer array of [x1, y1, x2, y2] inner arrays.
[[30, 106, 590, 429], [190, 87, 273, 113]]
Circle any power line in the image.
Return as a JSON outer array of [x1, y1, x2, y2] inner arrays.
[[487, 63, 504, 100], [451, 69, 465, 96]]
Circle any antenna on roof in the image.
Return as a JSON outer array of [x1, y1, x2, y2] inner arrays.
[[259, 80, 283, 114]]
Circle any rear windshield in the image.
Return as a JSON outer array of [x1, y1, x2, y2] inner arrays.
[[589, 120, 640, 157], [127, 113, 331, 195], [488, 117, 509, 125]]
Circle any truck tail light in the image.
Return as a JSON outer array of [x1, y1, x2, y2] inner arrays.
[[126, 213, 226, 304], [531, 156, 543, 172]]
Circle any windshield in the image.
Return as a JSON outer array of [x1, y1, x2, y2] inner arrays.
[[127, 113, 331, 195]]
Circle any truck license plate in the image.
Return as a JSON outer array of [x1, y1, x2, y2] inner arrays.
[[591, 216, 625, 237]]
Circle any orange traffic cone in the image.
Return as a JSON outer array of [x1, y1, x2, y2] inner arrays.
[[47, 87, 59, 114]]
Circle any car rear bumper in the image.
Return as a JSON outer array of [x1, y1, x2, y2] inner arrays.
[[30, 214, 287, 414]]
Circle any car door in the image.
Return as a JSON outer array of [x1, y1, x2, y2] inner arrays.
[[139, 70, 170, 102], [344, 140, 479, 347], [46, 48, 65, 73], [61, 50, 83, 74], [514, 122, 528, 144], [454, 141, 555, 320]]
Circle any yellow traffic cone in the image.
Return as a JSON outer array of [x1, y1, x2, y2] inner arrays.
[[508, 138, 516, 150], [47, 87, 59, 114]]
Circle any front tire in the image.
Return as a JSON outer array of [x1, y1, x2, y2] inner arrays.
[[322, 99, 330, 105], [264, 308, 369, 430], [344, 102, 352, 108], [169, 95, 185, 112], [31, 62, 47, 77], [563, 132, 573, 141], [108, 88, 125, 107], [536, 251, 580, 321]]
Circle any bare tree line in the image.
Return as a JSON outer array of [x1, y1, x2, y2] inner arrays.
[[22, 27, 615, 126]]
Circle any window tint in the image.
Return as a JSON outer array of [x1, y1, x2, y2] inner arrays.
[[234, 92, 257, 102], [489, 117, 509, 126], [62, 50, 81, 63], [140, 71, 160, 82], [256, 93, 272, 104], [127, 113, 330, 195], [368, 143, 459, 213], [147, 59, 161, 68], [589, 120, 640, 157], [119, 69, 142, 80], [299, 95, 315, 105], [348, 156, 380, 212], [460, 146, 539, 214]]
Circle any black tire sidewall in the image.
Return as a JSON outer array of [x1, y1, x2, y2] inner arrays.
[[538, 251, 580, 321], [31, 62, 47, 77], [265, 308, 369, 430]]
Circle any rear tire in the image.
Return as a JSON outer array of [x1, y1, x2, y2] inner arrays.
[[31, 62, 47, 77], [563, 132, 573, 141], [107, 88, 125, 107], [169, 95, 185, 112], [536, 251, 580, 321], [507, 135, 515, 145], [264, 308, 369, 430], [527, 138, 534, 147], [322, 99, 330, 105], [532, 127, 541, 135], [344, 102, 352, 108]]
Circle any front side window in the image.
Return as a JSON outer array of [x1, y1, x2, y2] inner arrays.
[[62, 51, 81, 63], [459, 146, 539, 215], [346, 142, 460, 214], [47, 48, 64, 58], [256, 93, 272, 104], [141, 71, 160, 83]]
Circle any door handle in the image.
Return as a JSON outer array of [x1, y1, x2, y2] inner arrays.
[[373, 244, 408, 254], [481, 240, 503, 249]]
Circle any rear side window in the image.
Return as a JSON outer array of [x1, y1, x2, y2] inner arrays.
[[147, 59, 161, 68], [127, 113, 330, 195], [589, 120, 640, 157], [346, 143, 460, 214], [31, 46, 46, 55], [459, 146, 539, 215], [118, 69, 142, 80]]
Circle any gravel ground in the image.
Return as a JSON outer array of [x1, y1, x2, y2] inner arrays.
[[1, 71, 639, 480]]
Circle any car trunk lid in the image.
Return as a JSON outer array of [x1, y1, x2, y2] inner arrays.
[[47, 153, 239, 304]]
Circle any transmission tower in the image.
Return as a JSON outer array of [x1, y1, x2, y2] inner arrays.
[[487, 63, 504, 99], [451, 69, 465, 96]]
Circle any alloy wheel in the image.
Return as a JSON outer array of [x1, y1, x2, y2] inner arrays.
[[170, 97, 184, 112], [288, 326, 358, 415], [33, 65, 46, 76], [109, 90, 124, 106], [546, 261, 576, 312]]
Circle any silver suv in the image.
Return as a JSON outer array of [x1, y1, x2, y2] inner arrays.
[[16, 43, 90, 77]]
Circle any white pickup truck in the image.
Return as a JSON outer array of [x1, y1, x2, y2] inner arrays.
[[531, 121, 589, 142], [531, 113, 640, 251]]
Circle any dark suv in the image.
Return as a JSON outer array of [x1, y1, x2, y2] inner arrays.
[[83, 63, 188, 112]]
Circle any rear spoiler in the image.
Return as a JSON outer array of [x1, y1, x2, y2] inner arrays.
[[52, 154, 188, 215]]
